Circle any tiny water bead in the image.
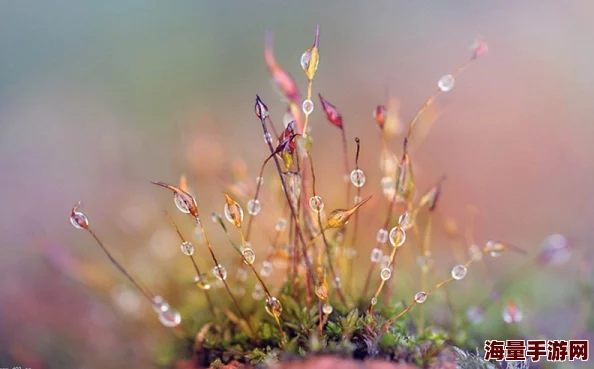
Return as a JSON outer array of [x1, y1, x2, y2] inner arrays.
[[275, 218, 287, 232], [438, 74, 455, 92], [380, 267, 392, 281], [265, 296, 283, 318], [389, 227, 406, 247], [263, 132, 273, 144], [350, 169, 366, 187], [212, 264, 228, 281], [302, 99, 314, 115], [224, 196, 244, 227], [158, 306, 182, 328], [398, 212, 413, 230], [370, 248, 383, 263], [322, 303, 333, 315], [252, 284, 265, 300], [309, 196, 324, 213], [174, 193, 191, 214], [180, 241, 194, 256], [376, 228, 388, 244], [370, 297, 378, 306], [256, 176, 264, 186], [260, 261, 274, 277], [247, 199, 261, 216], [70, 203, 89, 230], [484, 240, 506, 257], [451, 264, 467, 280], [193, 274, 212, 290], [242, 247, 256, 265], [414, 291, 428, 304]]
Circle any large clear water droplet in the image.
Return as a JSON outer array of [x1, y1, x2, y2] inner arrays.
[[309, 196, 324, 213], [180, 241, 194, 256], [174, 193, 191, 214], [380, 268, 392, 281], [212, 264, 228, 281], [438, 74, 455, 92], [414, 291, 428, 303], [302, 99, 314, 115], [376, 229, 388, 244], [265, 296, 283, 317], [247, 199, 261, 216], [370, 248, 383, 263], [389, 227, 406, 247], [451, 264, 467, 280], [350, 169, 366, 188], [242, 247, 256, 265]]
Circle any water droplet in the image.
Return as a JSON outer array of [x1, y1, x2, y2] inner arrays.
[[174, 193, 191, 214], [414, 291, 428, 303], [158, 306, 182, 328], [275, 218, 287, 232], [211, 264, 228, 281], [315, 281, 329, 300], [300, 49, 319, 76], [152, 295, 166, 313], [236, 267, 248, 282], [260, 261, 274, 277], [502, 301, 523, 324], [242, 247, 256, 265], [302, 99, 314, 115], [70, 203, 89, 230], [322, 303, 333, 315], [370, 248, 383, 263], [263, 132, 273, 144], [333, 276, 341, 288], [381, 177, 396, 200], [247, 199, 261, 216], [466, 305, 484, 325], [193, 274, 212, 290], [265, 296, 283, 317], [389, 227, 406, 247], [345, 247, 357, 259], [353, 195, 362, 204], [469, 244, 483, 262], [380, 268, 392, 281], [371, 297, 378, 306], [398, 212, 414, 230], [376, 228, 388, 244], [309, 196, 324, 213], [438, 74, 455, 92], [484, 240, 506, 257], [252, 284, 265, 300], [350, 169, 366, 187], [180, 241, 194, 256], [224, 194, 244, 228], [451, 264, 467, 280]]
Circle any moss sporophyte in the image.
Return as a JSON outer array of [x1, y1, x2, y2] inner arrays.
[[68, 27, 553, 368]]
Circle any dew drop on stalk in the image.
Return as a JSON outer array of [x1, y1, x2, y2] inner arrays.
[[322, 303, 333, 315], [256, 176, 264, 186], [398, 211, 413, 230], [174, 193, 191, 214], [242, 247, 256, 265], [333, 276, 341, 288], [263, 132, 273, 144], [260, 261, 274, 277], [438, 74, 455, 92], [469, 244, 483, 262], [224, 194, 244, 227], [353, 195, 362, 204], [152, 295, 166, 313], [315, 281, 329, 300], [247, 199, 261, 216], [484, 240, 506, 257], [193, 274, 212, 290], [370, 297, 378, 306], [309, 196, 324, 213], [180, 241, 194, 256], [376, 228, 388, 244], [236, 267, 248, 282], [275, 218, 287, 232], [212, 264, 228, 281], [158, 305, 182, 328], [451, 264, 467, 280], [265, 296, 283, 317], [370, 247, 383, 263], [350, 169, 366, 187], [389, 227, 406, 247], [252, 284, 265, 300], [380, 267, 392, 281], [302, 99, 314, 115], [70, 202, 89, 230], [414, 291, 428, 303]]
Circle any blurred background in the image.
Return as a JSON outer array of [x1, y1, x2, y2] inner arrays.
[[1, 1, 593, 368]]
